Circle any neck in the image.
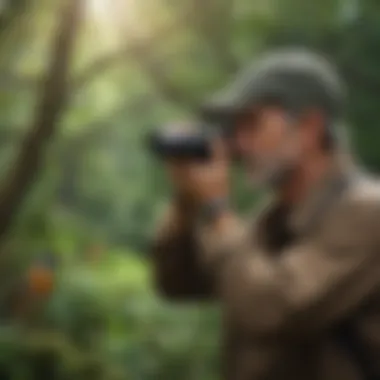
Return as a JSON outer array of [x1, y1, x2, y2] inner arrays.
[[279, 150, 336, 206]]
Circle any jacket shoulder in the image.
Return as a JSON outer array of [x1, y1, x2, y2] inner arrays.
[[347, 173, 380, 209], [322, 174, 380, 244]]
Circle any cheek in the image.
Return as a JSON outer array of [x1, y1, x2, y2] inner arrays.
[[233, 113, 291, 157], [253, 118, 286, 155]]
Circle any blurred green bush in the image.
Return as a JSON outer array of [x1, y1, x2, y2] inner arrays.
[[0, 252, 220, 380]]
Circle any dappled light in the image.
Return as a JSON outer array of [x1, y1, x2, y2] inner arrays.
[[85, 0, 144, 45], [0, 0, 379, 379]]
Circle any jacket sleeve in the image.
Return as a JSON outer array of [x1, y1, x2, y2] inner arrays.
[[151, 203, 214, 301], [197, 202, 380, 337]]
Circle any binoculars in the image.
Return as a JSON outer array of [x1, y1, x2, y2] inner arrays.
[[147, 127, 214, 162], [147, 111, 235, 161]]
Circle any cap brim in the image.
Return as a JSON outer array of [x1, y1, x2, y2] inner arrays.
[[200, 90, 253, 123]]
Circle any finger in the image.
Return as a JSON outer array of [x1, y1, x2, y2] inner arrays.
[[167, 159, 192, 173], [167, 162, 186, 180], [167, 160, 198, 188], [212, 138, 228, 162]]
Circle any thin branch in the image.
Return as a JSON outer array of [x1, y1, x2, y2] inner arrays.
[[1, 6, 198, 97], [56, 94, 158, 209], [72, 46, 134, 91], [123, 1, 239, 106], [0, 0, 84, 243], [131, 46, 196, 110], [0, 95, 156, 146], [65, 97, 155, 148], [0, 72, 36, 91], [183, 0, 239, 74], [72, 13, 192, 92]]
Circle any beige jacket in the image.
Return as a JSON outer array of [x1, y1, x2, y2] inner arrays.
[[151, 157, 380, 380]]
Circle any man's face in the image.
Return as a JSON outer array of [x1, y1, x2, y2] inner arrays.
[[232, 105, 308, 188]]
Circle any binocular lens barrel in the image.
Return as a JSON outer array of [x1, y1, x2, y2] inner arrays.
[[147, 130, 213, 161]]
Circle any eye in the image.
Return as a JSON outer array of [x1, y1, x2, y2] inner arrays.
[[235, 112, 260, 134]]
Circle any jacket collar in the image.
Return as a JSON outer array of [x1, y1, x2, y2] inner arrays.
[[288, 152, 355, 235], [255, 152, 357, 241]]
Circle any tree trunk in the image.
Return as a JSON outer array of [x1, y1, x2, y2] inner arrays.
[[0, 0, 83, 246]]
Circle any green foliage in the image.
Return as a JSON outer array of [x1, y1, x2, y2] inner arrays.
[[1, 0, 380, 379], [49, 254, 220, 380]]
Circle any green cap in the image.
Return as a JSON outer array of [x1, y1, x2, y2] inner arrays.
[[201, 48, 346, 122]]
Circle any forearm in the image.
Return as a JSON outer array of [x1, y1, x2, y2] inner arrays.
[[198, 214, 311, 336], [151, 197, 214, 300]]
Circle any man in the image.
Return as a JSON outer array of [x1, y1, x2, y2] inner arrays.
[[150, 49, 380, 380]]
